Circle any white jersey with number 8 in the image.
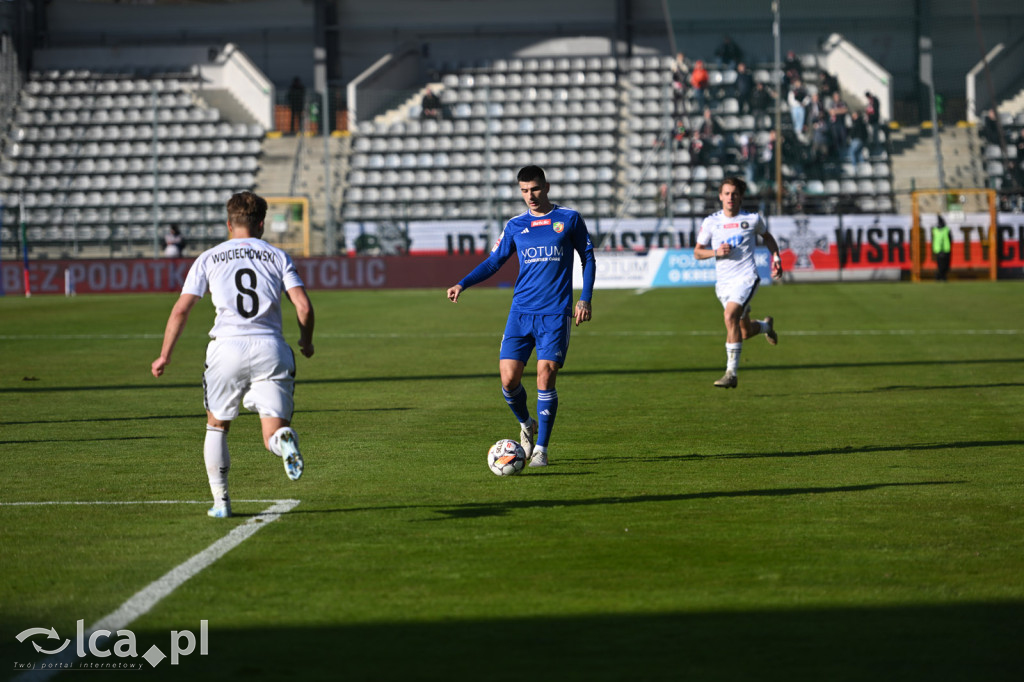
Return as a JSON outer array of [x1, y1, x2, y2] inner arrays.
[[182, 238, 304, 339]]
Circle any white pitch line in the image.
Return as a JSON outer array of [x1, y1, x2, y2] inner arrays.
[[0, 499, 288, 506], [10, 498, 300, 681]]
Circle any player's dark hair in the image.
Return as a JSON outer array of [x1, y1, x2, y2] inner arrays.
[[721, 176, 747, 196], [517, 165, 547, 185], [227, 191, 268, 230]]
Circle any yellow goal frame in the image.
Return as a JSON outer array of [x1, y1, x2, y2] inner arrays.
[[910, 188, 997, 282], [262, 196, 311, 257]]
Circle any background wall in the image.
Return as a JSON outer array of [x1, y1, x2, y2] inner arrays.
[[5, 0, 1024, 122]]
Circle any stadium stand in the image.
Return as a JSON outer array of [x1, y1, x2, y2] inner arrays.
[[0, 69, 264, 256], [342, 52, 895, 222], [982, 110, 1024, 209]]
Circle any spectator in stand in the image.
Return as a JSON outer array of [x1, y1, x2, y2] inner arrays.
[[164, 224, 186, 258], [690, 132, 707, 167], [696, 107, 725, 162], [848, 110, 868, 168], [740, 133, 758, 186], [980, 109, 1001, 146], [287, 77, 305, 134], [421, 88, 442, 120], [806, 92, 824, 131], [735, 62, 754, 115], [817, 71, 838, 99], [782, 50, 802, 95], [750, 81, 774, 126], [690, 60, 709, 112], [760, 130, 777, 184], [714, 35, 744, 69], [810, 113, 832, 178], [782, 128, 808, 178], [826, 91, 849, 161], [671, 52, 690, 118], [673, 119, 688, 150], [787, 78, 809, 139], [1006, 160, 1024, 189], [864, 91, 882, 151]]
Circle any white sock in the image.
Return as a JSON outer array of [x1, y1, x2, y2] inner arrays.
[[726, 342, 742, 373], [204, 425, 230, 506], [268, 426, 298, 457]]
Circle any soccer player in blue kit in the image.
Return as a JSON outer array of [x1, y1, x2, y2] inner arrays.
[[447, 165, 596, 467]]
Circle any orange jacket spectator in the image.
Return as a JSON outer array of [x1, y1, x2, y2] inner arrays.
[[690, 60, 709, 90]]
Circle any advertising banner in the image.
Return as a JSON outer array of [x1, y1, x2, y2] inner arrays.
[[576, 248, 774, 290], [344, 212, 1024, 280], [5, 214, 1023, 294], [0, 253, 516, 295]]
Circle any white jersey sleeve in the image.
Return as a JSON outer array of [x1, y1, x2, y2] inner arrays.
[[182, 238, 305, 339]]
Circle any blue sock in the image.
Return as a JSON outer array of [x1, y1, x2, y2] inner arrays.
[[502, 384, 530, 423], [536, 389, 558, 448]]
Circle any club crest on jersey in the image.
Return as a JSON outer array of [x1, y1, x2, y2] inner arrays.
[[531, 218, 552, 227], [741, 221, 749, 228], [553, 222, 564, 233]]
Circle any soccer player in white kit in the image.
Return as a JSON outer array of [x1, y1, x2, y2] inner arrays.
[[151, 191, 315, 518], [694, 177, 782, 388]]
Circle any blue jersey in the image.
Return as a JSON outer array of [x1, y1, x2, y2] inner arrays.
[[458, 205, 596, 316]]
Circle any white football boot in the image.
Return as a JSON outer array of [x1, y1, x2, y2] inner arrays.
[[520, 418, 538, 461], [279, 430, 304, 481]]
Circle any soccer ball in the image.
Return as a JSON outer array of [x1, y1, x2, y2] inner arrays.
[[487, 439, 527, 476]]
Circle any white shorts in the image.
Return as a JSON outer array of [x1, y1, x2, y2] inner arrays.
[[203, 336, 295, 421], [715, 276, 760, 315]]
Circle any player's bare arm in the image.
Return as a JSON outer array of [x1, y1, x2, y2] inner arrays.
[[574, 299, 592, 326], [287, 285, 316, 358], [447, 284, 463, 302], [694, 243, 730, 260], [151, 294, 200, 377], [762, 232, 783, 279]]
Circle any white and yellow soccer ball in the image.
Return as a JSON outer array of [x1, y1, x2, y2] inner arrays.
[[487, 439, 527, 476]]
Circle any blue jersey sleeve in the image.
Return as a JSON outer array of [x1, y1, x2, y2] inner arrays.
[[574, 216, 596, 302], [458, 222, 514, 290]]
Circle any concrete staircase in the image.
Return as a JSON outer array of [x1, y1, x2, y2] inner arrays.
[[198, 88, 261, 127], [996, 87, 1024, 117], [254, 133, 349, 255], [888, 124, 987, 213]]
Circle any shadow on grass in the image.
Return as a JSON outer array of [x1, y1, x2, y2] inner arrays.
[[0, 407, 409, 427], [0, 435, 160, 445], [2, 356, 1022, 396], [6, 602, 1022, 681], [286, 481, 959, 520], [607, 439, 1024, 464]]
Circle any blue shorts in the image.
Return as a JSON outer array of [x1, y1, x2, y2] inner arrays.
[[500, 313, 572, 366]]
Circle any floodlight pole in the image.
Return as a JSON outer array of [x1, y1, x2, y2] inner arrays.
[[919, 35, 946, 189], [772, 0, 783, 215]]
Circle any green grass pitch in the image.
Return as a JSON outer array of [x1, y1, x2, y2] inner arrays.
[[1, 281, 1022, 681]]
